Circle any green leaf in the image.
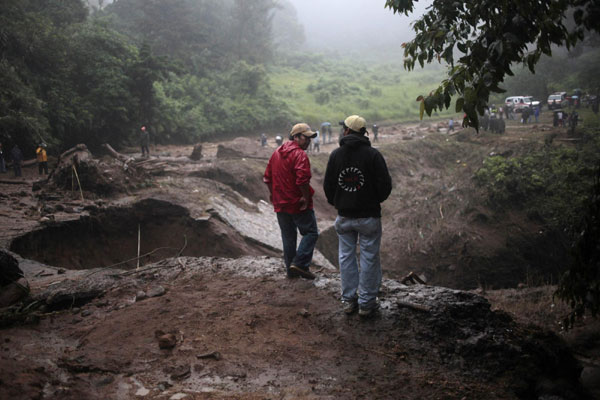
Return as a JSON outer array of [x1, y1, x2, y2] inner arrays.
[[455, 97, 464, 113]]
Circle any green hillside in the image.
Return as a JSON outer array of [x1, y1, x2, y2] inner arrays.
[[269, 56, 457, 127]]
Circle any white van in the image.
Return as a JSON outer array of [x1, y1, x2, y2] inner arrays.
[[505, 96, 540, 113]]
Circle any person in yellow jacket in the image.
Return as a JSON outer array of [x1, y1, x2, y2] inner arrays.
[[36, 143, 48, 175]]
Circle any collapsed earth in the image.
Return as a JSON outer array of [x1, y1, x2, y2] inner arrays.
[[1, 112, 600, 399]]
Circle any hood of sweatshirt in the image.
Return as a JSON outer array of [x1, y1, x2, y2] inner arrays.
[[339, 133, 371, 149]]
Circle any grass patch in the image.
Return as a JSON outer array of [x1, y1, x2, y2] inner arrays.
[[269, 57, 459, 128]]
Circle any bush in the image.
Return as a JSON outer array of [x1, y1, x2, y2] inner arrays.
[[474, 138, 600, 230]]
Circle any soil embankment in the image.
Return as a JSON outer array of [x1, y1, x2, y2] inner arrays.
[[0, 119, 597, 399]]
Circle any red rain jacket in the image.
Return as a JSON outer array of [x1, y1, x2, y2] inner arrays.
[[263, 141, 314, 214]]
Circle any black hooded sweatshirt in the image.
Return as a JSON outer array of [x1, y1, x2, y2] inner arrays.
[[323, 133, 392, 218]]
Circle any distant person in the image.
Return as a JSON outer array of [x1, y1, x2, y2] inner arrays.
[[324, 115, 392, 318], [260, 133, 267, 147], [553, 111, 559, 127], [312, 130, 320, 153], [275, 135, 283, 146], [36, 143, 48, 175], [568, 111, 579, 135], [10, 144, 23, 177], [372, 124, 379, 141], [263, 123, 319, 280], [321, 122, 332, 144], [0, 142, 6, 173], [557, 110, 564, 126], [534, 106, 540, 123], [448, 118, 454, 133], [140, 125, 150, 157], [522, 107, 530, 124], [338, 121, 345, 143]]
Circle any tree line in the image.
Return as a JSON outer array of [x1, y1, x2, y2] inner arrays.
[[0, 0, 302, 157]]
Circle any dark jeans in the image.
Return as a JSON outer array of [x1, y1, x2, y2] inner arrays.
[[141, 145, 149, 156], [14, 162, 21, 177], [276, 209, 319, 274], [38, 161, 48, 175]]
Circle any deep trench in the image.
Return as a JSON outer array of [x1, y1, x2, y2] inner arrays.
[[10, 199, 279, 270]]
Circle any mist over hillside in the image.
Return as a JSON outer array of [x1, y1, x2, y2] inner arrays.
[[286, 0, 430, 56]]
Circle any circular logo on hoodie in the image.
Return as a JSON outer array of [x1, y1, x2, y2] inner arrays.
[[338, 167, 365, 192]]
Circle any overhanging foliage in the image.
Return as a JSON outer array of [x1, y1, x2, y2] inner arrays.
[[385, 0, 600, 128]]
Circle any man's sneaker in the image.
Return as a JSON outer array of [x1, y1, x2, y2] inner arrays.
[[342, 300, 358, 315], [289, 265, 315, 280], [358, 304, 379, 318]]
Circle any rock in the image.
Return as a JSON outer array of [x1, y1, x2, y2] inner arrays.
[[147, 286, 166, 298], [135, 291, 147, 302], [41, 205, 54, 215], [0, 250, 23, 286], [298, 308, 310, 318], [95, 375, 114, 386], [135, 387, 150, 396], [169, 365, 191, 380], [155, 330, 177, 349], [81, 310, 92, 317], [0, 278, 29, 307], [169, 394, 188, 400], [581, 366, 600, 391]]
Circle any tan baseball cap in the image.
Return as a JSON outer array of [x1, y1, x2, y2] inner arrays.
[[290, 123, 317, 138], [344, 115, 367, 132]]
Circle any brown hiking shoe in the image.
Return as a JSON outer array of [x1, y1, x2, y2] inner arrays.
[[289, 265, 315, 280]]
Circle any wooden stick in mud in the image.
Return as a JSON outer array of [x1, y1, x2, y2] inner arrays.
[[137, 224, 141, 270], [72, 165, 84, 201]]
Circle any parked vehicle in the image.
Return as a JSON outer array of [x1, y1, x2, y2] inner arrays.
[[547, 92, 567, 110], [505, 96, 540, 113], [523, 96, 540, 108]]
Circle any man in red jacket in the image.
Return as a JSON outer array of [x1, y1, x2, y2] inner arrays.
[[264, 123, 319, 279]]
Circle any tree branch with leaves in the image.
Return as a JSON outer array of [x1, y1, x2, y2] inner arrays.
[[385, 0, 600, 128]]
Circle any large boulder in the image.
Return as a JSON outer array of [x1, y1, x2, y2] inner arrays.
[[0, 250, 22, 286], [0, 250, 29, 307]]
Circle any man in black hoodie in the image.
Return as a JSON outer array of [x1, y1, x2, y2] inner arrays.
[[323, 115, 392, 318]]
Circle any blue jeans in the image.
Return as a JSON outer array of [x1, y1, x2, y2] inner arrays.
[[335, 216, 382, 310], [276, 209, 319, 274]]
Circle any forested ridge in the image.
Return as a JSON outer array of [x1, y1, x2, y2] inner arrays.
[[0, 0, 301, 156]]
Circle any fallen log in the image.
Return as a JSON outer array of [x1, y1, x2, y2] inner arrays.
[[0, 179, 28, 185], [102, 143, 133, 164]]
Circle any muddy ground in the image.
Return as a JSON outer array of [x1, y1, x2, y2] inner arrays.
[[1, 116, 599, 399]]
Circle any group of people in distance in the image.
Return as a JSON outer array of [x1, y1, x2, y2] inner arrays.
[[0, 142, 48, 178], [263, 115, 392, 318]]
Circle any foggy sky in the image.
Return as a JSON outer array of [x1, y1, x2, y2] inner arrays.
[[286, 0, 430, 54]]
